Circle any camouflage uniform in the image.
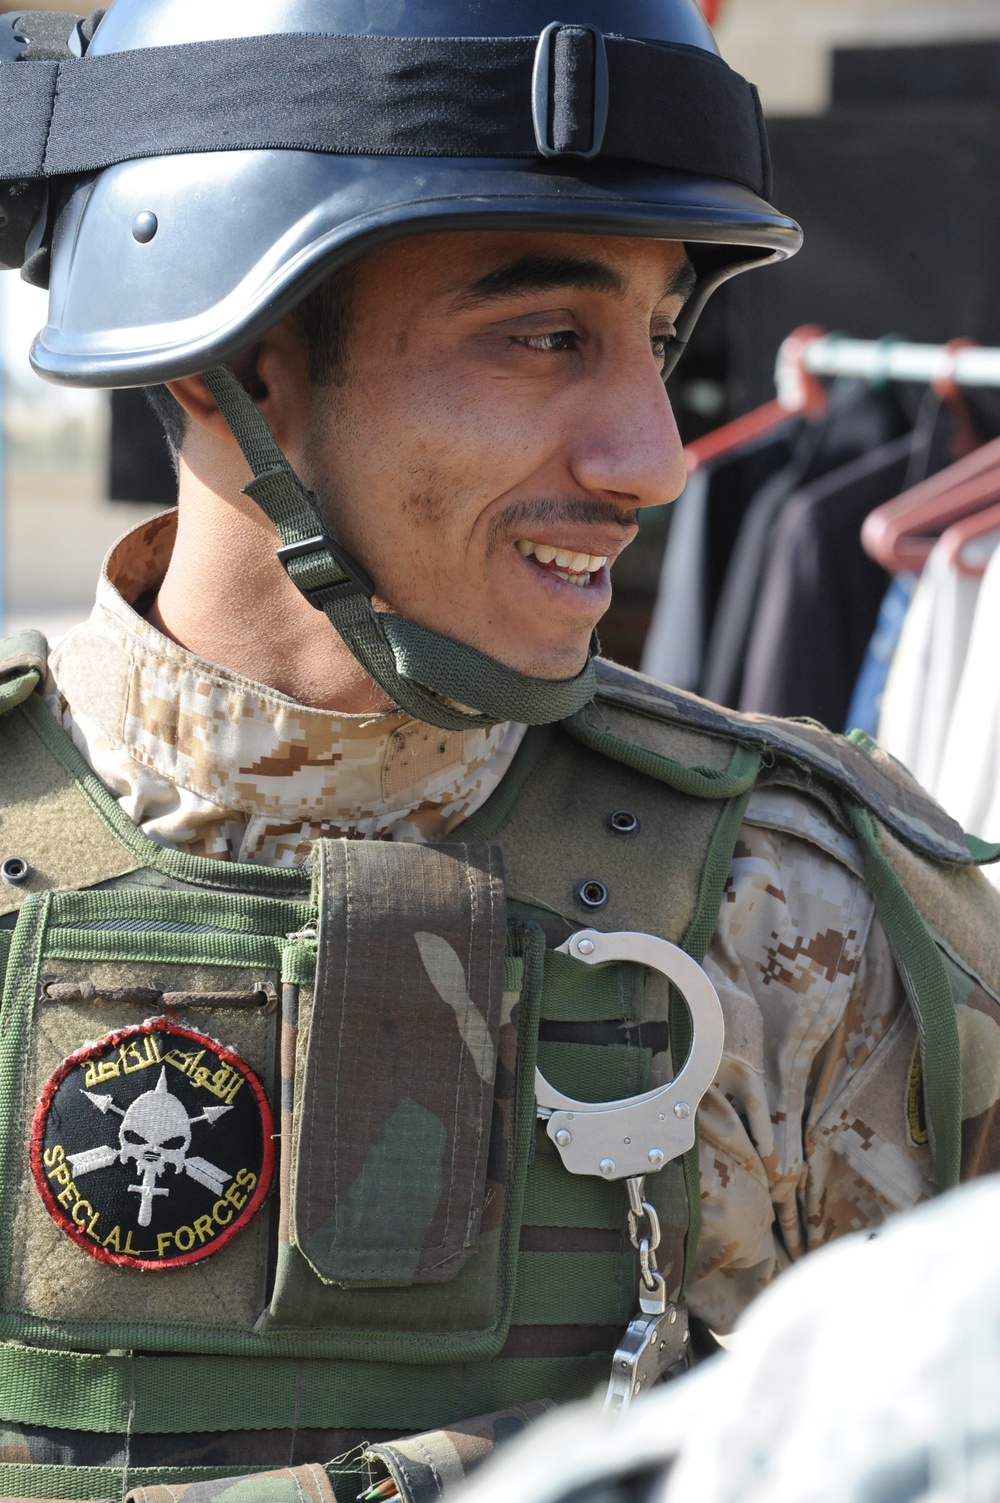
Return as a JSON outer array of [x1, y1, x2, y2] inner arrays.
[[45, 513, 527, 863], [41, 517, 1000, 1343]]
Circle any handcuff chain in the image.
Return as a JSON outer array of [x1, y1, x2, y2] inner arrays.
[[626, 1176, 662, 1292]]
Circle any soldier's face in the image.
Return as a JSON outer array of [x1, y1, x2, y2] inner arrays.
[[295, 230, 692, 681]]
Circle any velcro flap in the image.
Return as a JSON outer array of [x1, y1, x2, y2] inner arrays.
[[294, 840, 506, 1285]]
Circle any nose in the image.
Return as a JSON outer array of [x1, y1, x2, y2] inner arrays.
[[568, 344, 687, 511]]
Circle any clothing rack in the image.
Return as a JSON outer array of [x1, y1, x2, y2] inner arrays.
[[775, 333, 1000, 405]]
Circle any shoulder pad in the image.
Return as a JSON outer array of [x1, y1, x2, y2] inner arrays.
[[590, 659, 977, 868]]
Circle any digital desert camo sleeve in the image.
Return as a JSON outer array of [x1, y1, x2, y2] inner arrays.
[[689, 792, 1000, 1335]]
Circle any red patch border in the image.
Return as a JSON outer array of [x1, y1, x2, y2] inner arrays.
[[30, 1017, 275, 1271]]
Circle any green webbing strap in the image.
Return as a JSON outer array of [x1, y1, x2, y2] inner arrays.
[[847, 803, 962, 1189], [540, 951, 644, 1022], [0, 1342, 605, 1435], [522, 1155, 621, 1229], [514, 1250, 628, 1326], [536, 1039, 651, 1105], [566, 711, 762, 800], [674, 767, 760, 1295], [200, 366, 598, 731], [0, 1461, 275, 1501]]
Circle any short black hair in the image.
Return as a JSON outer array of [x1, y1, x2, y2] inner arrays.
[[143, 261, 357, 458]]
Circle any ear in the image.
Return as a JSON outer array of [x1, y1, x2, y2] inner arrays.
[[166, 314, 309, 448]]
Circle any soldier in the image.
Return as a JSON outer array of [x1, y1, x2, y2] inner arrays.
[[0, 2, 996, 1501]]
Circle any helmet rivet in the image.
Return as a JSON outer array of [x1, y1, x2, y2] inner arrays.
[[1, 857, 32, 886], [574, 878, 609, 912], [132, 211, 158, 244]]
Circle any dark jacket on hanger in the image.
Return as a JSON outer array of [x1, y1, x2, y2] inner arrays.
[[738, 393, 966, 729], [700, 381, 911, 709]]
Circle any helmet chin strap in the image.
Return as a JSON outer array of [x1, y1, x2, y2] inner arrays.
[[201, 366, 598, 731]]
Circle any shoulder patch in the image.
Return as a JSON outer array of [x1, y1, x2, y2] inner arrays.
[[589, 659, 976, 867], [30, 1018, 273, 1270]]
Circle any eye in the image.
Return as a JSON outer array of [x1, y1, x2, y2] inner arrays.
[[651, 328, 678, 371], [509, 330, 579, 354], [161, 1135, 187, 1150], [123, 1129, 144, 1144]]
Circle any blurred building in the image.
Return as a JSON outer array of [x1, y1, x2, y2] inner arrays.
[[717, 0, 1000, 114]]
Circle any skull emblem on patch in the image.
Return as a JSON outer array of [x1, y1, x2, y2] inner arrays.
[[30, 1019, 274, 1269]]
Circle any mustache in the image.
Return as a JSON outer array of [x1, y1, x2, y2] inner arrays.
[[487, 497, 640, 555]]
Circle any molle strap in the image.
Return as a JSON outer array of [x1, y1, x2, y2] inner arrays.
[[202, 365, 598, 731], [294, 840, 507, 1285]]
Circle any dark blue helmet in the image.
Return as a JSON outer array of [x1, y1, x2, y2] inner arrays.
[[0, 0, 801, 386]]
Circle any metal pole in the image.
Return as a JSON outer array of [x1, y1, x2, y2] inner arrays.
[[776, 334, 1000, 395]]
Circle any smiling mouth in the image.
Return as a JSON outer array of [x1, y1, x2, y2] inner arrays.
[[515, 538, 610, 588]]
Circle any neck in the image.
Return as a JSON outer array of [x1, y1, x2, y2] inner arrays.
[[147, 436, 395, 715]]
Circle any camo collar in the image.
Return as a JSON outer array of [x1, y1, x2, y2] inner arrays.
[[45, 513, 526, 863]]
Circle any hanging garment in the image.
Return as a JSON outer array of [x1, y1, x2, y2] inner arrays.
[[641, 425, 799, 690], [931, 541, 1000, 884], [877, 537, 996, 795], [737, 436, 918, 728], [844, 572, 917, 737], [700, 380, 913, 709], [737, 388, 967, 731]]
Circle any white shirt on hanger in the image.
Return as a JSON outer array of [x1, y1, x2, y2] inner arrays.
[[936, 538, 1000, 887], [878, 536, 994, 798]]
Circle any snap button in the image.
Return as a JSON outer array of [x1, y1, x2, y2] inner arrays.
[[574, 878, 609, 911], [1, 857, 32, 886], [607, 809, 640, 837]]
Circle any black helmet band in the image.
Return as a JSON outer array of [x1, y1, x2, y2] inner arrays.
[[0, 28, 770, 202]]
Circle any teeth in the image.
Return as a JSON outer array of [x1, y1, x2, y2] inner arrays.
[[515, 540, 609, 574]]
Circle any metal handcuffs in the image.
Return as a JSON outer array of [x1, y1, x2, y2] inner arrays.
[[535, 929, 725, 1416]]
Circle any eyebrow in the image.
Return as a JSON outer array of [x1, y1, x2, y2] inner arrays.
[[665, 258, 698, 304], [454, 252, 698, 309], [455, 255, 625, 307]]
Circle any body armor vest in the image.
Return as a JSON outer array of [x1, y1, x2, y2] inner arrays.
[[0, 636, 991, 1501]]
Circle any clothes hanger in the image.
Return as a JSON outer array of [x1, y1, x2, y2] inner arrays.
[[683, 324, 828, 474], [860, 341, 1000, 574], [861, 442, 1000, 573], [940, 497, 1000, 579]]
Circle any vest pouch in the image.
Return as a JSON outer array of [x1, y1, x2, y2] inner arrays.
[[265, 840, 543, 1364], [0, 884, 296, 1355]]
